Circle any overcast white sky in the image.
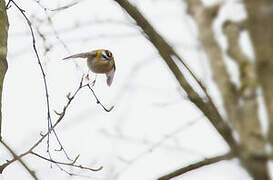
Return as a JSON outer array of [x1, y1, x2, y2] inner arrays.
[[0, 0, 263, 179]]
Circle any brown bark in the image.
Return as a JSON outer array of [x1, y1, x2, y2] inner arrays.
[[0, 0, 9, 139], [244, 0, 273, 145], [223, 20, 264, 155], [186, 0, 268, 179], [112, 0, 270, 179]]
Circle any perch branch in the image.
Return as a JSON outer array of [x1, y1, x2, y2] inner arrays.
[[87, 84, 114, 112]]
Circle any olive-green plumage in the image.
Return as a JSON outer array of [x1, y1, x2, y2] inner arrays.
[[63, 49, 116, 86]]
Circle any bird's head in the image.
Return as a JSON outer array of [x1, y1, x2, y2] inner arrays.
[[96, 49, 114, 61]]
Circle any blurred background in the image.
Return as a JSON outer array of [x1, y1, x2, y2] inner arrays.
[[1, 0, 272, 179]]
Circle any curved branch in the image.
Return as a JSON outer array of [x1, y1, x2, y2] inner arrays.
[[7, 0, 72, 160], [158, 152, 234, 180]]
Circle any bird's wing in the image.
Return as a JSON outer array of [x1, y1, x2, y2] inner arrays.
[[106, 64, 116, 86], [63, 52, 95, 60]]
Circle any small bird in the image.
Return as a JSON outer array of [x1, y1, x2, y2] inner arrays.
[[63, 49, 116, 86]]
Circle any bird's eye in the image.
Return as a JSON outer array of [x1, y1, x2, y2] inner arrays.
[[105, 50, 112, 57]]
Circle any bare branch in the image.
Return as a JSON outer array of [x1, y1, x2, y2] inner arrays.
[[6, 0, 73, 160], [31, 152, 103, 172], [112, 0, 237, 150], [87, 84, 114, 112], [116, 116, 203, 166], [186, 0, 269, 179], [0, 75, 107, 174], [0, 78, 82, 172], [34, 0, 79, 12], [158, 152, 234, 180]]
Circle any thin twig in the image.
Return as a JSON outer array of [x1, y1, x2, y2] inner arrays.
[[7, 0, 70, 160], [0, 78, 97, 173], [2, 1, 109, 175], [87, 84, 114, 112], [0, 77, 106, 173], [115, 116, 203, 172], [34, 0, 79, 12], [31, 152, 103, 172]]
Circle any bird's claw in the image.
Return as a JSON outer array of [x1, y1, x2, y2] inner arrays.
[[91, 79, 96, 87], [85, 74, 90, 81]]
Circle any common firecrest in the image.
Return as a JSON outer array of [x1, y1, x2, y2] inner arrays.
[[63, 49, 116, 86]]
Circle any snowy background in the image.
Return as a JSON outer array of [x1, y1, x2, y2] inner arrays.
[[0, 0, 258, 179]]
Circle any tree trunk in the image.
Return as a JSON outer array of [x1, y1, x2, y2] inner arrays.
[[244, 0, 273, 145], [0, 0, 9, 140], [186, 0, 270, 179]]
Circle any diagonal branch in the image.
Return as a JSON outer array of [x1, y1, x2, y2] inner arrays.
[[0, 140, 38, 179], [112, 0, 237, 150], [0, 75, 109, 174], [0, 78, 103, 174], [158, 152, 234, 180]]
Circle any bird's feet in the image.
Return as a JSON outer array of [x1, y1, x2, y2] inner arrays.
[[91, 79, 96, 87], [85, 73, 90, 81], [84, 73, 97, 87]]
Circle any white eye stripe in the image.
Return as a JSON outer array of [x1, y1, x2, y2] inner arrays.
[[101, 51, 106, 57], [101, 50, 113, 59]]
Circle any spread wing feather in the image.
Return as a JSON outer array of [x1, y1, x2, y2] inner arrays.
[[63, 52, 94, 60], [106, 64, 116, 86]]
